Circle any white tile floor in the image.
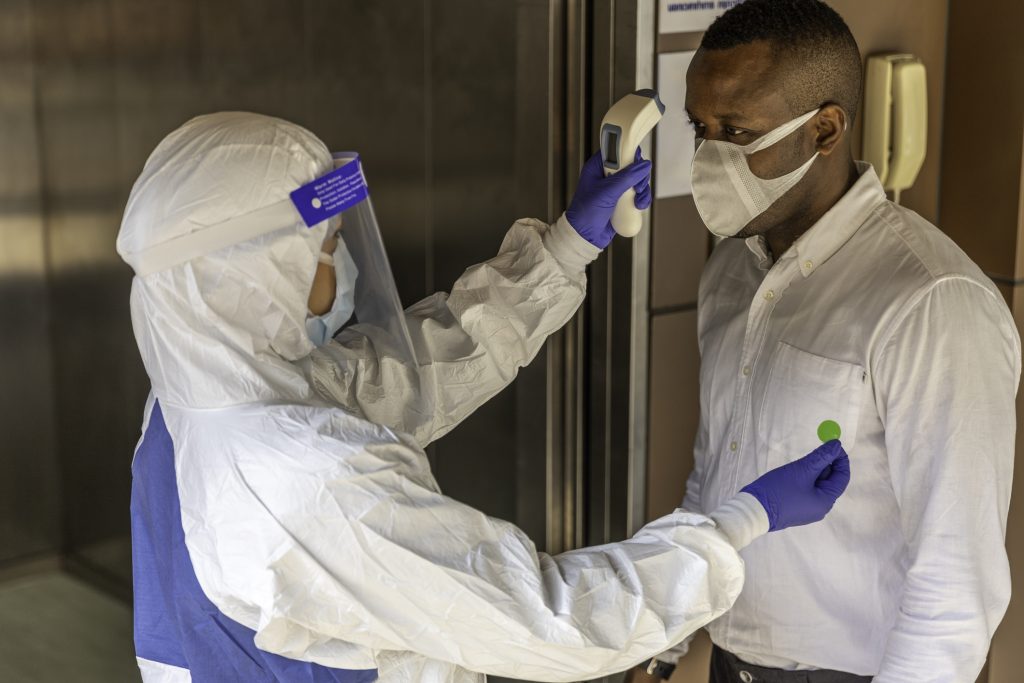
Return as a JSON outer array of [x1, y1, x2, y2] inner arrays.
[[0, 572, 140, 682]]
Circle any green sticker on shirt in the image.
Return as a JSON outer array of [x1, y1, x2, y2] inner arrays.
[[817, 420, 842, 443]]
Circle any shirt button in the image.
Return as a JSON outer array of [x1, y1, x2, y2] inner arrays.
[[763, 290, 775, 301], [803, 260, 813, 271], [739, 672, 754, 683], [742, 366, 751, 376], [729, 441, 738, 452]]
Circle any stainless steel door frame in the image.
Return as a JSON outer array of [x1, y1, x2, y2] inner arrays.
[[513, 0, 576, 556], [571, 0, 655, 549], [627, 0, 656, 539], [503, 4, 656, 680]]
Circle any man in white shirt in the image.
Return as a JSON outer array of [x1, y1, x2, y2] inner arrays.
[[630, 1, 1020, 681]]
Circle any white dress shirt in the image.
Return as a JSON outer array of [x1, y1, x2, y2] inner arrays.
[[686, 164, 1020, 680]]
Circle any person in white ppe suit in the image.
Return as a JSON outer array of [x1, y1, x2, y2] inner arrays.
[[118, 112, 850, 683]]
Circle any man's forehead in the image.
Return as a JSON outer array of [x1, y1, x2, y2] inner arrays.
[[685, 42, 791, 124]]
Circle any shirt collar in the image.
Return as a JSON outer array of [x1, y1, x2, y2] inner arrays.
[[744, 235, 773, 271], [793, 161, 887, 278], [742, 162, 886, 276]]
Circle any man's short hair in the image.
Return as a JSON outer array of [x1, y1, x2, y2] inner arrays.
[[702, 0, 863, 122]]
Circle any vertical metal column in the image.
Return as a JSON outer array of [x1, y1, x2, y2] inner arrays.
[[627, 0, 656, 538], [548, 0, 589, 555], [580, 0, 656, 548], [512, 0, 574, 555]]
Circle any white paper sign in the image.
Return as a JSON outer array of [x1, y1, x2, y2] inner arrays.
[[659, 0, 744, 34], [655, 50, 697, 198]]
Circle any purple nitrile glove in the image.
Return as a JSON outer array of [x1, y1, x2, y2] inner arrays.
[[566, 148, 653, 249], [741, 440, 851, 532]]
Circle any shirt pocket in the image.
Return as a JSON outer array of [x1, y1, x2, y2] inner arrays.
[[756, 341, 864, 472]]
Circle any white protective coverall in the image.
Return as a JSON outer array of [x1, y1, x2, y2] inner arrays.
[[118, 112, 767, 683]]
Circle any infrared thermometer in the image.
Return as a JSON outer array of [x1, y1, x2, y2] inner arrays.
[[599, 89, 665, 237]]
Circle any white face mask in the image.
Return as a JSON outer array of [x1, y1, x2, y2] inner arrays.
[[306, 234, 359, 347], [691, 108, 820, 238]]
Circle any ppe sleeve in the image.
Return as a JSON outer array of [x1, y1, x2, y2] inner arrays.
[[307, 215, 599, 446], [176, 407, 751, 683], [871, 278, 1019, 682], [653, 492, 768, 667]]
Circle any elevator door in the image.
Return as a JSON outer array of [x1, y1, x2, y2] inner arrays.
[[13, 0, 571, 586], [8, 1, 654, 680]]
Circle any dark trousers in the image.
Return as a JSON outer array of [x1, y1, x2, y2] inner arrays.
[[710, 646, 872, 683]]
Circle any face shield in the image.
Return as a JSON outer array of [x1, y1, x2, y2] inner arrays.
[[313, 153, 415, 361], [122, 152, 415, 368]]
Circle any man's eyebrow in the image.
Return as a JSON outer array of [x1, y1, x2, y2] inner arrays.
[[685, 108, 757, 126], [717, 112, 757, 125]]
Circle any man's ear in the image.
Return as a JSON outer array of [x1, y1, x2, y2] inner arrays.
[[815, 104, 848, 156]]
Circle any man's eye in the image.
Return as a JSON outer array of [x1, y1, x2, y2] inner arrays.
[[725, 126, 746, 137], [687, 119, 705, 131]]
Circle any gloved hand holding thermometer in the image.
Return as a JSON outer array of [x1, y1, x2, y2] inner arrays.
[[599, 89, 665, 237], [566, 89, 664, 248]]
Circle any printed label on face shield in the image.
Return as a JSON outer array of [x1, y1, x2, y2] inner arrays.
[[290, 155, 369, 228]]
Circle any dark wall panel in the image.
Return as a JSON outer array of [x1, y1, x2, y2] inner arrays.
[[5, 0, 560, 586], [427, 0, 530, 529], [0, 0, 61, 565]]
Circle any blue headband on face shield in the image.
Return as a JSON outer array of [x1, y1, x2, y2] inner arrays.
[[290, 155, 369, 228]]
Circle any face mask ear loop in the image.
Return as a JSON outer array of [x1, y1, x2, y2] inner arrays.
[[742, 108, 821, 155]]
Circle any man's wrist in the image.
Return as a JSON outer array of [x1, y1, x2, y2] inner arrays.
[[641, 658, 677, 680]]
